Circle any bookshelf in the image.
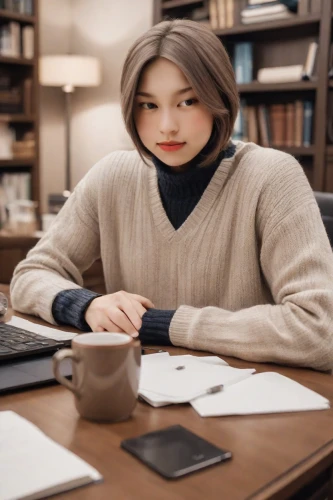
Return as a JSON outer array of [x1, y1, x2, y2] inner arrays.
[[0, 0, 40, 226], [154, 0, 333, 192]]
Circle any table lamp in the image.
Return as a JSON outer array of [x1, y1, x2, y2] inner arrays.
[[39, 55, 101, 199]]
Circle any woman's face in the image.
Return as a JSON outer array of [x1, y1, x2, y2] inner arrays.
[[134, 57, 214, 171]]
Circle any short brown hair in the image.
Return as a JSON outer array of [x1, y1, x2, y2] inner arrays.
[[121, 19, 239, 167]]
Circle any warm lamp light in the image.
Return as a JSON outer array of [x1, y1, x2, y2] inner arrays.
[[39, 55, 101, 193]]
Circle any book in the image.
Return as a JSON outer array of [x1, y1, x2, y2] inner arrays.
[[303, 100, 313, 146], [294, 100, 304, 147], [22, 25, 34, 59], [241, 2, 290, 17], [270, 104, 286, 147], [191, 372, 330, 417], [209, 0, 219, 30], [0, 411, 102, 500], [257, 104, 270, 147], [242, 11, 294, 23], [257, 64, 303, 83], [302, 42, 318, 81], [217, 0, 226, 28]]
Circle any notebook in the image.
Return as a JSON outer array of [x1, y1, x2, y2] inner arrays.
[[191, 372, 330, 417], [0, 411, 102, 500]]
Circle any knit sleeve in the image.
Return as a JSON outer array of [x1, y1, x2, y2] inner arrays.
[[52, 289, 102, 331], [169, 159, 333, 371], [10, 155, 112, 325], [139, 309, 175, 345]]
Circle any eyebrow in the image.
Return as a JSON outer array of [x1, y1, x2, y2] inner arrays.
[[136, 86, 193, 98]]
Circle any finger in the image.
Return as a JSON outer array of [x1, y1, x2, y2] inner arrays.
[[129, 294, 155, 309], [119, 295, 143, 331], [108, 307, 139, 336], [130, 299, 147, 320], [97, 319, 123, 333]]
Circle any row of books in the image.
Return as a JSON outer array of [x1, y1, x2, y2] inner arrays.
[[0, 123, 35, 159], [233, 100, 314, 148], [0, 21, 34, 58], [234, 41, 318, 84], [209, 0, 234, 29], [0, 69, 33, 114], [0, 172, 31, 230], [0, 0, 33, 15]]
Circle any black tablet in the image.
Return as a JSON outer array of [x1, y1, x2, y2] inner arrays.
[[121, 424, 232, 479]]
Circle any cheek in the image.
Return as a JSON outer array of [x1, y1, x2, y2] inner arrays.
[[134, 113, 153, 143], [186, 109, 213, 136]]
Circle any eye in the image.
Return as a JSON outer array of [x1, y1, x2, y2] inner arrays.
[[138, 102, 157, 110], [179, 98, 198, 107]]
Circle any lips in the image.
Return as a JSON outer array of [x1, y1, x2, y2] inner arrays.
[[158, 142, 185, 152]]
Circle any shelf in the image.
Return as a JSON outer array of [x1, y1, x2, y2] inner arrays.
[[162, 0, 202, 9], [326, 146, 333, 155], [275, 146, 315, 156], [0, 55, 34, 65], [0, 9, 35, 23], [214, 14, 321, 40], [238, 81, 317, 93], [0, 159, 34, 167], [0, 114, 35, 123]]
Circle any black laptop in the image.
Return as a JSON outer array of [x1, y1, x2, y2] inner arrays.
[[0, 321, 73, 393]]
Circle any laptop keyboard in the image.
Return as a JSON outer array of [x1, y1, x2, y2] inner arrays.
[[0, 323, 71, 361]]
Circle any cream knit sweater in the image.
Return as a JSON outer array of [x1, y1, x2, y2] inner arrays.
[[10, 141, 333, 370]]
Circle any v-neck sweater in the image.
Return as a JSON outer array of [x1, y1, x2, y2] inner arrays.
[[49, 143, 236, 340], [10, 142, 333, 370]]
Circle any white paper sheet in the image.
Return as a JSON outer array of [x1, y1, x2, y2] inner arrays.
[[139, 354, 255, 405], [191, 372, 330, 417], [8, 315, 77, 341], [0, 411, 102, 500]]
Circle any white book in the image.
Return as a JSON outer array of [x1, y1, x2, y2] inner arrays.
[[0, 411, 102, 500], [22, 26, 34, 59], [242, 11, 293, 23], [191, 372, 330, 417], [257, 64, 303, 83], [242, 3, 288, 17]]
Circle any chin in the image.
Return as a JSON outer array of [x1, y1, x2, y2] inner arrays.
[[156, 152, 196, 167]]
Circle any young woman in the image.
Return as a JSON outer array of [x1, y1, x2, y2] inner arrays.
[[11, 20, 333, 370]]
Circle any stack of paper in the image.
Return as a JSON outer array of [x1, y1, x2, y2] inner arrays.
[[191, 372, 330, 417], [0, 411, 102, 500], [139, 353, 255, 407]]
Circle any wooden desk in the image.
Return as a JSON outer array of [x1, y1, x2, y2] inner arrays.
[[1, 306, 333, 499]]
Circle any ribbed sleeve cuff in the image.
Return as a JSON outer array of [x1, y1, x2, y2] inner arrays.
[[52, 288, 102, 331], [169, 305, 198, 348], [139, 309, 176, 345]]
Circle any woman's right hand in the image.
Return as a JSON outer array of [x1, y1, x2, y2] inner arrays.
[[84, 291, 155, 336]]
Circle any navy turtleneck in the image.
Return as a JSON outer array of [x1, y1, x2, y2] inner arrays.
[[51, 142, 236, 345], [152, 142, 236, 230]]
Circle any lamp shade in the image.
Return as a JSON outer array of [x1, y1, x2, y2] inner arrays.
[[39, 55, 101, 87]]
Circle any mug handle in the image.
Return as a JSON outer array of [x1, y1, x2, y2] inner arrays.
[[53, 348, 80, 397]]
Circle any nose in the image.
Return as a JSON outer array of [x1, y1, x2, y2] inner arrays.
[[159, 109, 178, 136]]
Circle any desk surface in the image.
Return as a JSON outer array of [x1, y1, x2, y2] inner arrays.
[[1, 290, 333, 500]]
